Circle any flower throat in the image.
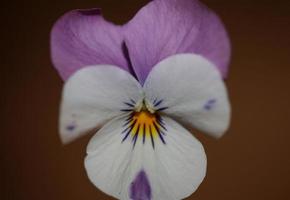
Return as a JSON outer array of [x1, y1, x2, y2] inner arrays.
[[121, 99, 167, 148]]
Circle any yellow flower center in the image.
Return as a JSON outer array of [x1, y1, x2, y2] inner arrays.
[[121, 98, 168, 148], [122, 110, 166, 148]]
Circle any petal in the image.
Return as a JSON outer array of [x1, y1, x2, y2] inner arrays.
[[85, 115, 206, 200], [59, 65, 142, 143], [85, 118, 132, 199], [143, 54, 231, 138], [85, 117, 134, 200], [51, 8, 130, 80], [124, 0, 230, 84]]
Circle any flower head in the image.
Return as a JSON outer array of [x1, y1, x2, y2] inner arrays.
[[51, 0, 231, 199]]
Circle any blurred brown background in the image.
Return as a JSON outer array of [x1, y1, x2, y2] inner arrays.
[[1, 0, 290, 199]]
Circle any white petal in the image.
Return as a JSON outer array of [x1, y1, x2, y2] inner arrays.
[[146, 116, 207, 200], [85, 115, 206, 200], [143, 54, 231, 138], [85, 116, 133, 200], [59, 66, 143, 143]]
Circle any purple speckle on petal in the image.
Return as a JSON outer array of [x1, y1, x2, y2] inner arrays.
[[66, 124, 76, 131], [130, 170, 151, 200], [204, 99, 217, 110]]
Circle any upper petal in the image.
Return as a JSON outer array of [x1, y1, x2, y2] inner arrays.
[[50, 8, 130, 80], [124, 0, 231, 84], [143, 54, 231, 138], [59, 65, 143, 143]]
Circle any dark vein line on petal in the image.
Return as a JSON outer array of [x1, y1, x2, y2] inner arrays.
[[122, 41, 138, 81], [132, 124, 140, 147], [149, 125, 155, 149]]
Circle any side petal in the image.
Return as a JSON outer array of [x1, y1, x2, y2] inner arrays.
[[85, 116, 206, 200], [51, 8, 129, 80], [124, 0, 230, 84], [59, 66, 142, 143], [143, 54, 231, 138]]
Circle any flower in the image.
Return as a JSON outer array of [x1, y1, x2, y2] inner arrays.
[[50, 0, 231, 199]]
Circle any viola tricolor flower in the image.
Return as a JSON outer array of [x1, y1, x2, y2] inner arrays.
[[50, 0, 231, 199]]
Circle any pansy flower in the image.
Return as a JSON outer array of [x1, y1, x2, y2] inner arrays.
[[50, 0, 231, 199]]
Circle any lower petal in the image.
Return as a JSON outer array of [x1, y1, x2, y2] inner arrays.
[[85, 115, 206, 200]]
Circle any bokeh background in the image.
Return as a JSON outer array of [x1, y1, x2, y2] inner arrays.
[[2, 0, 290, 199]]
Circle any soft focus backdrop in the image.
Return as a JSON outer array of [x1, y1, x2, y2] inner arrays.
[[2, 0, 290, 199]]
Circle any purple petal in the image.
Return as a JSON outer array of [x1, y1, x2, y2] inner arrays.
[[130, 170, 151, 200], [124, 0, 231, 84], [50, 8, 130, 80]]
